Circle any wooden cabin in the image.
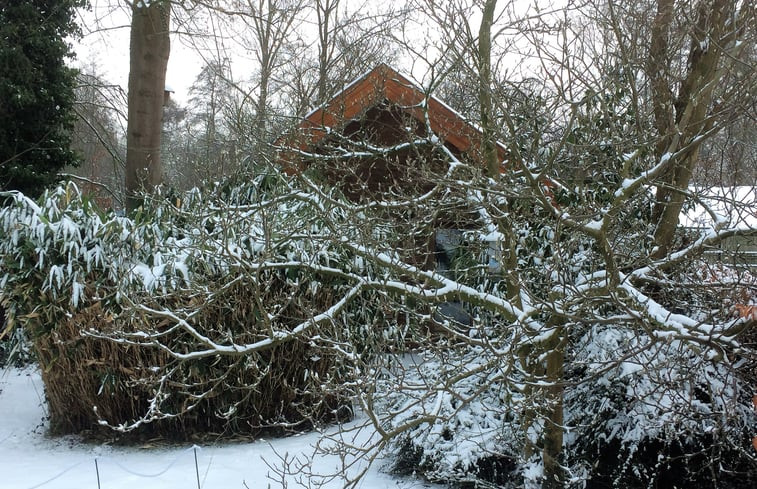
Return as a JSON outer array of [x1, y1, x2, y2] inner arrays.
[[275, 64, 510, 276], [275, 63, 508, 201]]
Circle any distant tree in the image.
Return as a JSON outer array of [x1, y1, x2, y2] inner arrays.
[[164, 60, 233, 188], [276, 0, 402, 119], [65, 66, 127, 208], [233, 0, 304, 162], [0, 0, 86, 198], [180, 0, 304, 170], [312, 0, 402, 105]]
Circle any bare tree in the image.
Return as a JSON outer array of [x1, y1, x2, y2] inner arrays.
[[237, 0, 304, 158], [65, 65, 127, 208], [644, 0, 755, 256], [278, 0, 403, 114]]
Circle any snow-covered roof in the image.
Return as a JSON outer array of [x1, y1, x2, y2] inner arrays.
[[679, 186, 757, 230]]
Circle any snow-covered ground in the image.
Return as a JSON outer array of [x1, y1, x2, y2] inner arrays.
[[0, 367, 435, 489]]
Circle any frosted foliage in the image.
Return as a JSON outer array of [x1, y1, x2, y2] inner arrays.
[[0, 185, 191, 308], [0, 178, 404, 439], [379, 349, 522, 486], [563, 324, 756, 484], [379, 325, 756, 487], [0, 181, 386, 317], [570, 327, 751, 430], [1, 170, 755, 487]]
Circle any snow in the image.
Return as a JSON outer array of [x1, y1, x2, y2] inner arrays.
[[584, 219, 603, 232], [379, 350, 519, 485], [679, 186, 757, 229], [0, 368, 435, 489]]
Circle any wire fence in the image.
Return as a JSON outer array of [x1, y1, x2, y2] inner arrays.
[[23, 445, 208, 489]]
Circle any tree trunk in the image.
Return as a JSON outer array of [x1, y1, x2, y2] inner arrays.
[[477, 1, 566, 484], [254, 1, 272, 162], [649, 0, 745, 257], [542, 327, 565, 489], [478, 0, 522, 303], [125, 1, 171, 212], [478, 0, 499, 180], [316, 0, 336, 104]]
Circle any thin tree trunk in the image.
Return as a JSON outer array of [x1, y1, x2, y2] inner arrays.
[[125, 1, 171, 212], [255, 31, 270, 162], [478, 0, 499, 180], [477, 1, 565, 484], [478, 0, 523, 304], [542, 326, 565, 489], [316, 0, 335, 104]]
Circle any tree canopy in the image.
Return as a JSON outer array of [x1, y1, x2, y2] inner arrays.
[[0, 0, 86, 198]]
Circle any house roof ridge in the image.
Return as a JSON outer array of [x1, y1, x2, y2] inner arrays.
[[277, 62, 510, 165], [301, 65, 387, 120]]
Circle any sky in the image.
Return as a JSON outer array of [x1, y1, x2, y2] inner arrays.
[[72, 1, 561, 110], [75, 1, 205, 104], [73, 0, 404, 105], [72, 0, 499, 106]]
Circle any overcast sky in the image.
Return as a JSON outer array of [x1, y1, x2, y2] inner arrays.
[[72, 0, 551, 107], [72, 0, 453, 106], [74, 1, 206, 104]]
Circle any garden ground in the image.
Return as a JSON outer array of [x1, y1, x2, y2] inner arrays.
[[0, 367, 438, 489]]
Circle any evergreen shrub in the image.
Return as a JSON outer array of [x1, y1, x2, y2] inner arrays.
[[0, 177, 393, 439]]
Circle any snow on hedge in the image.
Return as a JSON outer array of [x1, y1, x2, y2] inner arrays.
[[376, 317, 757, 488], [0, 179, 385, 322]]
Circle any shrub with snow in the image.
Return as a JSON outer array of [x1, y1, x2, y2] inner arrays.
[[0, 178, 399, 438], [565, 324, 757, 488], [382, 348, 522, 487], [380, 323, 757, 488]]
